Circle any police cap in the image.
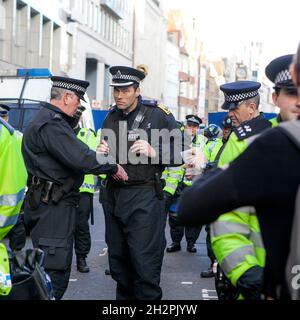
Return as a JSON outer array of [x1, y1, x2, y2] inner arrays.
[[265, 54, 296, 91], [51, 76, 90, 101], [185, 114, 202, 126], [221, 115, 233, 129], [0, 104, 10, 117], [220, 81, 261, 110], [109, 66, 145, 87]]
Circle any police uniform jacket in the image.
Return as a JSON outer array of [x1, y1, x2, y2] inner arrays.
[[177, 122, 300, 298], [22, 102, 118, 190], [101, 97, 182, 185]]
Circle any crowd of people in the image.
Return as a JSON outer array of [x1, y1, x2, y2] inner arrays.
[[0, 41, 300, 301]]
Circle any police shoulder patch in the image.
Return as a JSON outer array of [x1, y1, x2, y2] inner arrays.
[[234, 118, 271, 141], [157, 103, 171, 115], [52, 113, 62, 121]]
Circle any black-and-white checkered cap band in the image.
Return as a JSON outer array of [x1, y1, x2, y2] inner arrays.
[[274, 69, 292, 84], [224, 90, 258, 103], [52, 81, 86, 93], [112, 70, 141, 83]]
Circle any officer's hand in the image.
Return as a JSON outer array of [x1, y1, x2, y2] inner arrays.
[[97, 139, 110, 154], [184, 168, 194, 181], [130, 140, 157, 158], [184, 164, 202, 180], [112, 164, 128, 182], [186, 151, 207, 171]]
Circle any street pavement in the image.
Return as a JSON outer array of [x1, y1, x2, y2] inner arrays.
[[63, 192, 216, 300]]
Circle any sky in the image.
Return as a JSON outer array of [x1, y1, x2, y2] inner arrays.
[[165, 0, 300, 66]]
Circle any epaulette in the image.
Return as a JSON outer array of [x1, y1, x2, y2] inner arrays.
[[141, 99, 158, 107], [157, 103, 172, 115], [142, 99, 171, 115], [0, 117, 14, 135], [234, 117, 272, 141]]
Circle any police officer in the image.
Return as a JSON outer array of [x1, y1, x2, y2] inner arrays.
[[166, 114, 204, 253], [98, 66, 182, 300], [22, 76, 128, 300], [0, 117, 27, 297], [208, 81, 272, 299], [265, 54, 299, 127], [0, 104, 27, 252], [177, 46, 300, 298], [204, 124, 223, 164], [221, 115, 233, 142], [0, 104, 23, 147], [74, 125, 99, 273]]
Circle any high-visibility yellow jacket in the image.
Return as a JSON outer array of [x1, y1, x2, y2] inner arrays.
[[77, 127, 98, 194], [0, 119, 27, 296], [211, 117, 272, 288], [204, 138, 223, 163]]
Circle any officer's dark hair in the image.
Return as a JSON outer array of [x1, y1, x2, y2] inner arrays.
[[245, 95, 260, 109], [51, 87, 73, 100], [274, 86, 298, 96], [132, 83, 139, 90]]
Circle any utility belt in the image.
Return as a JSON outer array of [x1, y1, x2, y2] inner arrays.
[[25, 175, 75, 210], [104, 173, 166, 200]]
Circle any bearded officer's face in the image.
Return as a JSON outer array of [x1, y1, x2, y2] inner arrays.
[[113, 86, 140, 111]]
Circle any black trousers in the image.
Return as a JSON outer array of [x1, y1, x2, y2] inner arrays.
[[168, 213, 201, 245], [74, 192, 92, 258], [205, 224, 216, 264], [24, 200, 77, 300], [101, 184, 167, 300], [8, 213, 26, 251]]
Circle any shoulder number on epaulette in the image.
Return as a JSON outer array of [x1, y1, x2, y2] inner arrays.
[[157, 103, 171, 115], [234, 118, 271, 141], [234, 123, 254, 141]]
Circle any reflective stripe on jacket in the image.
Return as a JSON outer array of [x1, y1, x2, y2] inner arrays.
[[77, 128, 98, 194], [162, 166, 184, 196]]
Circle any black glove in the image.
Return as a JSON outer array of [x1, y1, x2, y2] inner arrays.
[[236, 266, 263, 300]]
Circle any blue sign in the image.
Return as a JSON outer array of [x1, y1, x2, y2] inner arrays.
[[92, 110, 109, 132]]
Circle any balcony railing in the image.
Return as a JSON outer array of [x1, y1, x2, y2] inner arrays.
[[100, 0, 124, 19]]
